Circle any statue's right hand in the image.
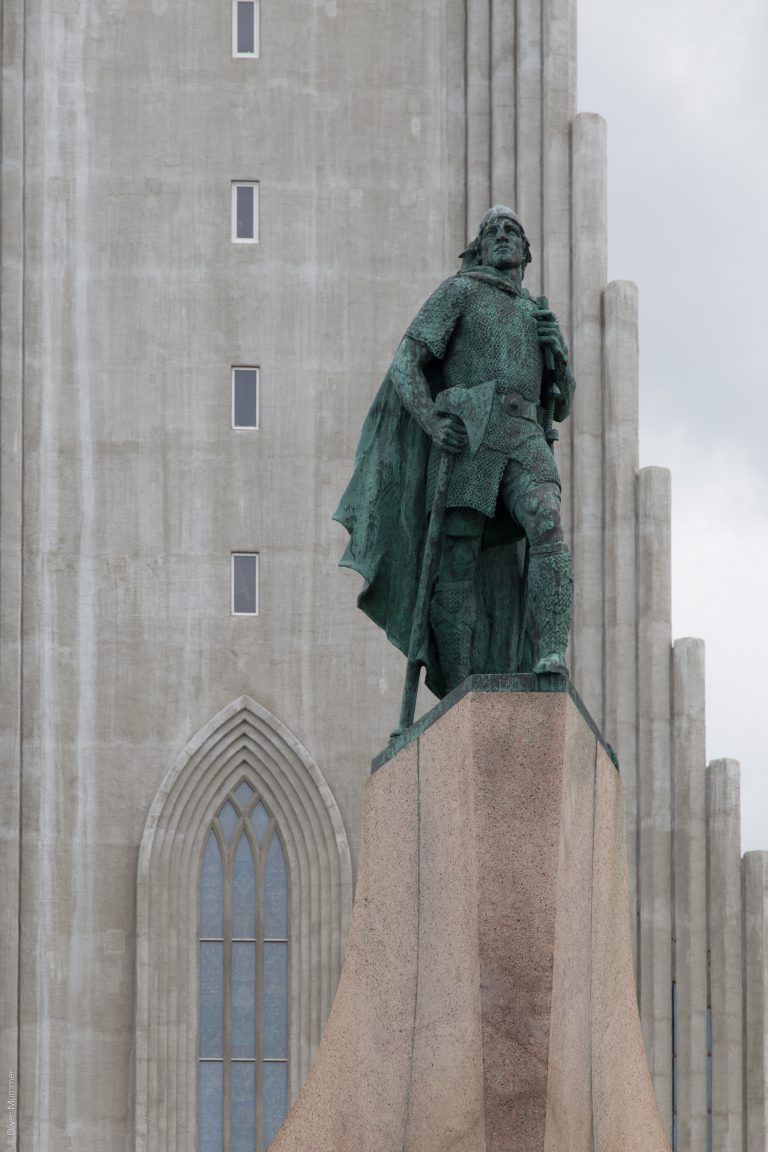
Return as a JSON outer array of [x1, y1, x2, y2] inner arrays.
[[431, 413, 468, 454]]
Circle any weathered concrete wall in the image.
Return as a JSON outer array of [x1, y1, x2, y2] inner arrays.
[[0, 0, 25, 1138], [15, 1, 465, 1148]]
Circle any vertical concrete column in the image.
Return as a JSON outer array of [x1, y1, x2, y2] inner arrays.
[[466, 0, 491, 238], [636, 465, 673, 1134], [570, 113, 607, 725], [744, 851, 768, 1152], [541, 0, 576, 311], [541, 0, 576, 540], [514, 0, 543, 297], [602, 279, 639, 966], [0, 0, 25, 1143], [706, 759, 743, 1152], [489, 0, 515, 206], [672, 638, 708, 1152]]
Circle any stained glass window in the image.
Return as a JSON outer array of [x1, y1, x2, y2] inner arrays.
[[199, 780, 289, 1151]]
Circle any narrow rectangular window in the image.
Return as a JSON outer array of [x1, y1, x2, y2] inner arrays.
[[232, 367, 259, 429], [232, 554, 259, 615], [233, 0, 259, 57], [232, 182, 259, 243]]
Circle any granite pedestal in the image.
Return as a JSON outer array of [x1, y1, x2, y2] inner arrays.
[[269, 678, 670, 1152]]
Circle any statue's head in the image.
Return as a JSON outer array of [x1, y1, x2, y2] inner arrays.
[[460, 206, 532, 274]]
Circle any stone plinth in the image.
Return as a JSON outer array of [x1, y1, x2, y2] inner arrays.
[[270, 678, 669, 1152]]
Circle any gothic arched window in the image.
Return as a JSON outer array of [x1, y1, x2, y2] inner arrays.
[[198, 780, 289, 1152], [136, 697, 352, 1152]]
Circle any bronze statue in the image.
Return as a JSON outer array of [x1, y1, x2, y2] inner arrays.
[[335, 206, 575, 728]]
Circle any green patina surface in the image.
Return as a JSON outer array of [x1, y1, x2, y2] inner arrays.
[[334, 207, 577, 731]]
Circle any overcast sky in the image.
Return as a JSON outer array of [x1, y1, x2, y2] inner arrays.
[[578, 0, 768, 852]]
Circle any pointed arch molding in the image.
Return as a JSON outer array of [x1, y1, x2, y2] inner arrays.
[[135, 697, 353, 1152]]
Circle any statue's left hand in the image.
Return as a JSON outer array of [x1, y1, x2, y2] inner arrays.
[[534, 309, 568, 364]]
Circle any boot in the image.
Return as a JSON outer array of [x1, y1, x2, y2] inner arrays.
[[430, 580, 476, 692], [527, 542, 572, 676]]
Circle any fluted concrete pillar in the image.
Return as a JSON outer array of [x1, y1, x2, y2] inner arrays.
[[602, 279, 639, 967], [706, 759, 743, 1152], [466, 0, 491, 237], [636, 466, 673, 1135], [515, 0, 543, 297], [0, 0, 25, 1133], [541, 0, 576, 540], [569, 112, 607, 726], [490, 0, 515, 206], [744, 851, 768, 1152], [672, 638, 707, 1152], [541, 0, 576, 307]]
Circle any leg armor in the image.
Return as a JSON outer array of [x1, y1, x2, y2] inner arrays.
[[526, 542, 573, 675], [507, 479, 572, 675], [430, 510, 483, 692], [429, 579, 477, 692]]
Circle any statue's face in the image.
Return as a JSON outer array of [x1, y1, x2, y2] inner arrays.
[[479, 216, 526, 271]]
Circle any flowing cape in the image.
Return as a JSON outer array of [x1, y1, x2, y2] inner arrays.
[[333, 372, 530, 700]]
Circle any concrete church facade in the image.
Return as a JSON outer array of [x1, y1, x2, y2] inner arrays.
[[0, 0, 766, 1150]]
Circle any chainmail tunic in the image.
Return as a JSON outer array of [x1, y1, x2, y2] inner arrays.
[[406, 271, 572, 518]]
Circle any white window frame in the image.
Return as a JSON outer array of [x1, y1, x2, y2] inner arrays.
[[232, 366, 260, 430], [232, 0, 260, 58], [231, 553, 259, 616], [231, 182, 259, 244]]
